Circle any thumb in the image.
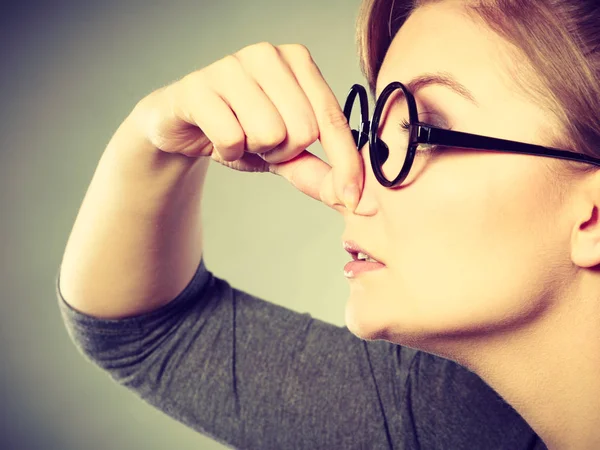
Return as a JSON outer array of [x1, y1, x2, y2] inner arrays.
[[269, 150, 331, 203]]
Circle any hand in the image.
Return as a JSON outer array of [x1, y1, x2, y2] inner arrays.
[[131, 42, 364, 211]]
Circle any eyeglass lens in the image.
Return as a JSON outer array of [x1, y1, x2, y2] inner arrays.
[[346, 88, 412, 185]]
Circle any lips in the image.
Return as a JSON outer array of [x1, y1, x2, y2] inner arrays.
[[343, 240, 384, 264]]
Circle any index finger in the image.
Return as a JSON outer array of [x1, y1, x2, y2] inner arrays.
[[277, 44, 363, 212]]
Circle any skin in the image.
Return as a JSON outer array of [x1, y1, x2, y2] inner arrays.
[[335, 2, 600, 449]]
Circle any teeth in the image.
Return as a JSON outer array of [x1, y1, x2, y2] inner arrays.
[[358, 252, 378, 262]]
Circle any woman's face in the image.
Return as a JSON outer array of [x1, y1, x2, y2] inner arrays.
[[342, 1, 574, 349]]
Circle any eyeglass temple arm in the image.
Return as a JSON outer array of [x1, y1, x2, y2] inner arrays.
[[420, 125, 600, 167]]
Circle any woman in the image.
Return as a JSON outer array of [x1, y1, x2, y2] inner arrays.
[[57, 0, 600, 448]]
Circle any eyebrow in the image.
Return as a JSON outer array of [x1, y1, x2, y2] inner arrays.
[[377, 71, 479, 106]]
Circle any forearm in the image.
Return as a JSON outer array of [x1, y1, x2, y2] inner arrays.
[[59, 107, 210, 319]]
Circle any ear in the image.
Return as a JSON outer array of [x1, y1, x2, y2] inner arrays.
[[571, 174, 600, 268]]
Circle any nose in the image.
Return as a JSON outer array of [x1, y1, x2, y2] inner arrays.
[[331, 142, 376, 215]]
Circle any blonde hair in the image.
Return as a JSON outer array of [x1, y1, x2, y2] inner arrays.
[[356, 0, 600, 173]]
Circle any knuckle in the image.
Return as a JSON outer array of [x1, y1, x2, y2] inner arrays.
[[177, 69, 209, 97], [185, 66, 208, 85], [322, 105, 350, 131], [216, 54, 240, 75], [279, 43, 312, 62], [291, 123, 319, 149], [253, 41, 278, 54], [199, 55, 239, 86], [235, 42, 280, 75], [199, 55, 241, 88], [237, 41, 277, 59], [258, 125, 287, 148], [216, 132, 245, 153]]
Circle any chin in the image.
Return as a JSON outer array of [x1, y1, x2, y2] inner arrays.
[[344, 298, 399, 342], [344, 293, 470, 350], [345, 303, 380, 341]]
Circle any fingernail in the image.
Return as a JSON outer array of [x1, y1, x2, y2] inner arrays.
[[343, 184, 359, 212]]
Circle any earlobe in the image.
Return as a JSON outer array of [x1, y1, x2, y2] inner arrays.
[[571, 205, 600, 268]]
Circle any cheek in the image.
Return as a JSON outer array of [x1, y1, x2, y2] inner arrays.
[[385, 153, 559, 306]]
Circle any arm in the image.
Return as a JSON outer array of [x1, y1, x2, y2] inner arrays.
[[58, 92, 210, 319], [57, 41, 365, 322]]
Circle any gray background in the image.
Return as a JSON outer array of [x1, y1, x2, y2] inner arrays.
[[1, 0, 366, 448]]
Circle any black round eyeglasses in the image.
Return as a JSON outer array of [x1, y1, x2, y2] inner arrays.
[[344, 82, 600, 188]]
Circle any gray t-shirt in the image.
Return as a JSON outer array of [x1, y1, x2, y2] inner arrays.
[[56, 258, 547, 450]]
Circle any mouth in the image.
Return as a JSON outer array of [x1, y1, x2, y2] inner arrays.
[[350, 251, 381, 263], [343, 240, 385, 265]]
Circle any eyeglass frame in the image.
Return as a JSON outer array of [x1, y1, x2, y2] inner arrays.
[[344, 82, 600, 188]]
